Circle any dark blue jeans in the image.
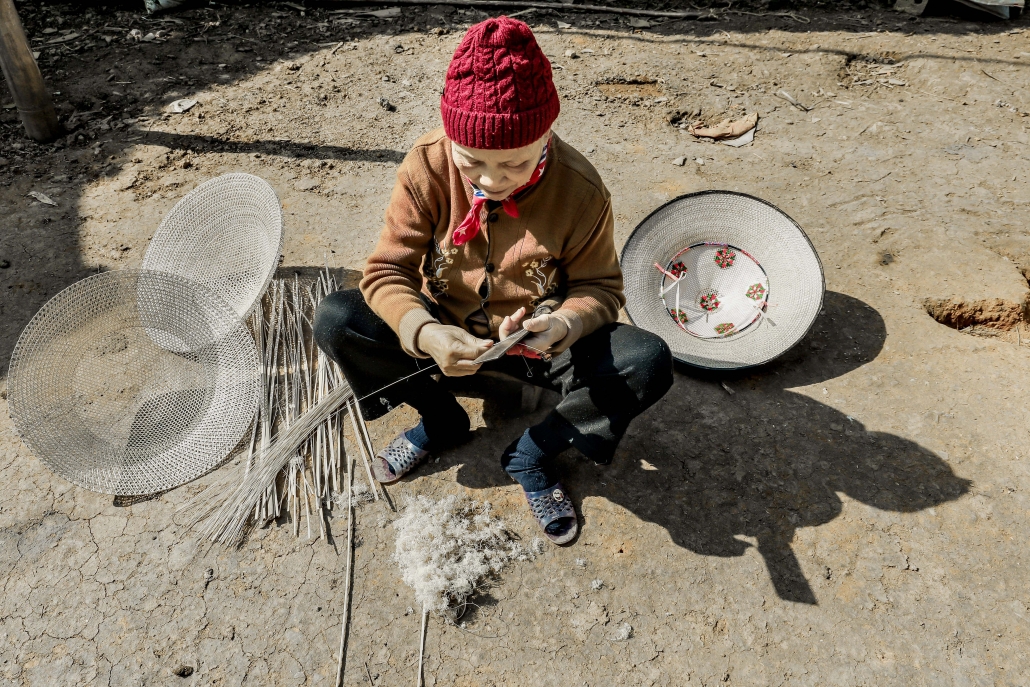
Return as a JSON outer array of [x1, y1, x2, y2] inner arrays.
[[314, 289, 673, 487]]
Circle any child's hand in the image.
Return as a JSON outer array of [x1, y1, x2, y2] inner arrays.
[[499, 307, 567, 358], [521, 312, 568, 355], [417, 323, 492, 376], [498, 307, 527, 340]]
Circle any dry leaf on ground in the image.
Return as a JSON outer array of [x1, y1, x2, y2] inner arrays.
[[27, 191, 57, 206], [688, 112, 759, 140], [167, 98, 197, 114]]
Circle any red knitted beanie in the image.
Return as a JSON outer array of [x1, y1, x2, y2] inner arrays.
[[441, 16, 560, 150]]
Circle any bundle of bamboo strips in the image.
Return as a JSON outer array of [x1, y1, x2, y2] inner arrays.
[[181, 269, 382, 545]]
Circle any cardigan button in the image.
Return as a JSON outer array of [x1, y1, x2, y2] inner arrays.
[[487, 212, 499, 223], [485, 262, 495, 273]]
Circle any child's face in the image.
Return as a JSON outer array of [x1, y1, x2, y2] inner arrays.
[[450, 132, 549, 201]]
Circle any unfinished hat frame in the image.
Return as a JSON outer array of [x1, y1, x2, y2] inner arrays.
[[8, 173, 286, 495], [141, 172, 284, 319], [7, 269, 261, 495]]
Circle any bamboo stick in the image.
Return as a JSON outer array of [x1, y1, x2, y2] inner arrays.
[[302, 465, 313, 539], [200, 382, 355, 545], [0, 0, 61, 141], [352, 396, 378, 467], [347, 399, 380, 501], [334, 455, 355, 687], [416, 608, 429, 687]]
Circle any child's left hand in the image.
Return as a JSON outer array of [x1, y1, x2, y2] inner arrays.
[[498, 307, 568, 358]]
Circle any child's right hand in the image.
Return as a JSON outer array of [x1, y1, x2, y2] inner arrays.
[[417, 323, 492, 377]]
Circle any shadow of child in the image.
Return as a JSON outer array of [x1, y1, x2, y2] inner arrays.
[[440, 292, 971, 605]]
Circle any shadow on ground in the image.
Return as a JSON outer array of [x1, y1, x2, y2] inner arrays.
[[435, 291, 972, 605]]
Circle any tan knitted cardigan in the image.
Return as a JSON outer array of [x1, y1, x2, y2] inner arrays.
[[361, 128, 625, 357]]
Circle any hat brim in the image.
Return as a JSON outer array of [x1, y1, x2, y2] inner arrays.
[[621, 191, 824, 370]]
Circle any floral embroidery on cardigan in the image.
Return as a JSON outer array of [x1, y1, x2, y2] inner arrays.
[[424, 239, 458, 298], [523, 255, 559, 307]]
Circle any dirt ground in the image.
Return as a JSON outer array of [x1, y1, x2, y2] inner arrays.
[[2, 1, 1030, 685]]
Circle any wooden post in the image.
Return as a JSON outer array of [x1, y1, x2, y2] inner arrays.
[[0, 0, 61, 142]]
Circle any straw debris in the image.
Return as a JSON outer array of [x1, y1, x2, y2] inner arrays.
[[181, 268, 378, 545]]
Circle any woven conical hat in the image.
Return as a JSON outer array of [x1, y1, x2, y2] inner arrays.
[[142, 173, 283, 318], [621, 191, 824, 369]]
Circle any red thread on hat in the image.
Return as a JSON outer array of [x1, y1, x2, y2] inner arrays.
[[441, 16, 560, 150]]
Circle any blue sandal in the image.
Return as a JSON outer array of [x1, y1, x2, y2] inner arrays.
[[373, 431, 430, 484], [524, 483, 578, 546]]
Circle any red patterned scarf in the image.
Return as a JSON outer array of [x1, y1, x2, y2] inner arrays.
[[452, 137, 551, 246]]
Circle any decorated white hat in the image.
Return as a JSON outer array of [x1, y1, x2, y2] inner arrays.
[[9, 174, 284, 496], [621, 191, 824, 369]]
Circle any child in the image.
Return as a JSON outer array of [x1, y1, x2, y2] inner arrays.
[[314, 16, 673, 545]]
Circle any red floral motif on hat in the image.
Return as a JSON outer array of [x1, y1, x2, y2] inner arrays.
[[714, 248, 736, 269], [746, 283, 766, 300], [699, 291, 721, 312], [668, 261, 687, 279], [669, 308, 689, 324], [714, 323, 736, 335]]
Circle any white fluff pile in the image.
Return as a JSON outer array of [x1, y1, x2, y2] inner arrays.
[[393, 495, 525, 619]]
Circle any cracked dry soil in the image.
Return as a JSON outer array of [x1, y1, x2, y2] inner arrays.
[[2, 3, 1030, 685]]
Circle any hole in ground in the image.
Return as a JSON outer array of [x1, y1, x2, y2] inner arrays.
[[924, 297, 1028, 331]]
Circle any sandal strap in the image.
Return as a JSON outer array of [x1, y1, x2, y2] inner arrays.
[[377, 433, 429, 478], [524, 483, 576, 530]]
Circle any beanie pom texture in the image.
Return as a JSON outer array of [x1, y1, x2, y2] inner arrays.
[[441, 16, 560, 150]]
